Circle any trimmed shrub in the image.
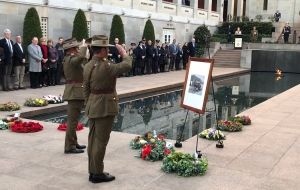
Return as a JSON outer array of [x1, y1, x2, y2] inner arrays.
[[217, 22, 273, 35], [72, 9, 88, 41], [23, 7, 43, 47], [109, 15, 125, 44], [142, 19, 155, 43], [194, 25, 211, 45]]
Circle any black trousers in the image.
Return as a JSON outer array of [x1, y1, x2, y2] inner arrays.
[[145, 58, 152, 74], [30, 72, 41, 88], [1, 62, 13, 90], [284, 34, 289, 43], [56, 62, 63, 84], [49, 67, 57, 85], [169, 55, 176, 71]]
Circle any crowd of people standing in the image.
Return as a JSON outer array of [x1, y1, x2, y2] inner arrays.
[[0, 28, 65, 91], [108, 37, 197, 76], [0, 27, 198, 92]]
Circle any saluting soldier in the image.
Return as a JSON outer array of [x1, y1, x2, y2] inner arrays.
[[62, 38, 87, 154], [83, 35, 132, 183]]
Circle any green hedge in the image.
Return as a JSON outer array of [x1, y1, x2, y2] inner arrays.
[[217, 22, 274, 35], [23, 7, 42, 47], [211, 34, 272, 43], [109, 15, 125, 44], [72, 9, 88, 41]]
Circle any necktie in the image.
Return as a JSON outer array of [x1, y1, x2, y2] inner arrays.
[[7, 40, 13, 54]]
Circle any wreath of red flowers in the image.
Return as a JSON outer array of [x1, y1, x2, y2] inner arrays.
[[10, 121, 43, 133], [57, 123, 84, 131]]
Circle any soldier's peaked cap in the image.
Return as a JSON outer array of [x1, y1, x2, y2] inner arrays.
[[62, 38, 81, 50], [91, 35, 114, 47]]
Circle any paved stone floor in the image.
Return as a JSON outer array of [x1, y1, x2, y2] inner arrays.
[[1, 68, 300, 190]]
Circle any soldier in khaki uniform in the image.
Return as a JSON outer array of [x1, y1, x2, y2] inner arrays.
[[83, 35, 132, 183], [62, 39, 88, 154]]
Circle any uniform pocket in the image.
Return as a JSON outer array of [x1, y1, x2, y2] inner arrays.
[[107, 97, 119, 114]]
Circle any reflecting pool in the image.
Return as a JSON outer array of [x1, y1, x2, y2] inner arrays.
[[30, 72, 300, 140]]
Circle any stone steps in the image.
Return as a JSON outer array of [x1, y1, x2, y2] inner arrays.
[[213, 50, 241, 68]]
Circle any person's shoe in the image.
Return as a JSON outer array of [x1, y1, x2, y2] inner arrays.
[[89, 172, 110, 181], [76, 144, 86, 149], [89, 173, 115, 183], [64, 149, 84, 154]]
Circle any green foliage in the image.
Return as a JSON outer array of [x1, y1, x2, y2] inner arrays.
[[211, 34, 272, 43], [194, 25, 211, 45], [23, 7, 43, 47], [162, 152, 208, 177], [216, 22, 273, 35], [142, 19, 155, 43], [255, 15, 263, 22], [109, 15, 125, 44], [72, 9, 88, 41]]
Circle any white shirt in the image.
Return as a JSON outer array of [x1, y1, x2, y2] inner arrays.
[[17, 43, 23, 53]]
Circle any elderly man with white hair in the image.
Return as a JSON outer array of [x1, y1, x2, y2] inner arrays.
[[0, 29, 14, 91]]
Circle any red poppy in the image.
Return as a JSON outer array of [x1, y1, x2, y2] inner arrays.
[[57, 123, 84, 131], [141, 144, 152, 160], [164, 148, 171, 155], [11, 121, 43, 133]]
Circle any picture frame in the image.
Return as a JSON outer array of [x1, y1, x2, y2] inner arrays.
[[180, 58, 214, 114]]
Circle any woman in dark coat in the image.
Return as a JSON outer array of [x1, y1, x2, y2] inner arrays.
[[182, 42, 189, 69]]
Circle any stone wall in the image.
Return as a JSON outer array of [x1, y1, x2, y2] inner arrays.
[[0, 1, 218, 45]]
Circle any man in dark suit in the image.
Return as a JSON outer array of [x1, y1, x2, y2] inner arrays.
[[108, 38, 121, 63], [13, 35, 26, 89], [135, 41, 146, 75], [0, 29, 14, 91], [187, 37, 196, 57]]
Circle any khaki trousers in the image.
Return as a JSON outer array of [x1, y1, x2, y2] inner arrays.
[[64, 100, 84, 151], [14, 65, 25, 88], [88, 116, 114, 175]]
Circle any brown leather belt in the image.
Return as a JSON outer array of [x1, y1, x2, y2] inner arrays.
[[66, 80, 83, 84], [91, 88, 114, 94]]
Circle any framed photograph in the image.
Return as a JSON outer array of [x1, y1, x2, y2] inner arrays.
[[181, 58, 214, 114]]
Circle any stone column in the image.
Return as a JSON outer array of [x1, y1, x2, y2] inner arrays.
[[236, 0, 244, 17], [217, 0, 224, 22], [156, 0, 163, 12], [205, 0, 212, 19], [191, 0, 198, 18], [227, 0, 235, 21], [175, 0, 182, 16]]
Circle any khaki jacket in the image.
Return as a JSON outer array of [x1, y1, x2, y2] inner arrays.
[[62, 47, 87, 101], [83, 55, 132, 118]]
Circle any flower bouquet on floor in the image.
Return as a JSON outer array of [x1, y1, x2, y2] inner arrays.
[[218, 120, 243, 132], [57, 122, 84, 131], [0, 102, 21, 111], [24, 98, 48, 107], [42, 95, 64, 104], [10, 121, 43, 133], [230, 115, 251, 125], [130, 131, 174, 161], [199, 128, 225, 141], [161, 152, 208, 177]]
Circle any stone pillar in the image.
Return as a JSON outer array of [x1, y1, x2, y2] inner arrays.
[[175, 0, 182, 16], [191, 0, 198, 18], [157, 0, 163, 12], [227, 0, 235, 21], [217, 0, 224, 22], [236, 0, 243, 17], [205, 0, 212, 19]]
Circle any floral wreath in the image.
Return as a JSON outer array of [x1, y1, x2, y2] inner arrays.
[[130, 132, 174, 162], [231, 115, 251, 125], [161, 152, 208, 177], [24, 98, 48, 107], [10, 121, 43, 133], [218, 120, 243, 132], [42, 95, 64, 104], [0, 120, 9, 130], [57, 123, 84, 131], [199, 128, 225, 141], [0, 102, 21, 111]]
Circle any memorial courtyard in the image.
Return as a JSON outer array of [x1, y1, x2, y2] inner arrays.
[[1, 68, 300, 190]]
